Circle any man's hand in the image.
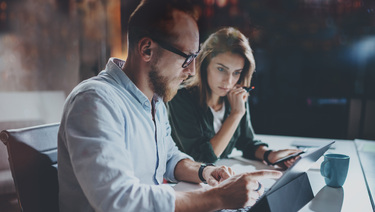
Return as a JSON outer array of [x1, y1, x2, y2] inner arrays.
[[203, 165, 235, 186], [214, 170, 282, 209], [174, 161, 282, 212]]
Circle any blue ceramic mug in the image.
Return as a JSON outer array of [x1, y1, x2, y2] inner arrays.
[[320, 154, 350, 187]]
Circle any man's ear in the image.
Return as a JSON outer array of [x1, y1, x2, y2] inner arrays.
[[138, 37, 153, 62]]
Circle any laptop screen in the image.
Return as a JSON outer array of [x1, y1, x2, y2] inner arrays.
[[265, 140, 335, 195]]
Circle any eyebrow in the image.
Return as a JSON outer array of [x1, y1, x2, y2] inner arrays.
[[217, 63, 229, 69], [217, 63, 243, 71], [180, 43, 200, 55], [189, 46, 200, 55]]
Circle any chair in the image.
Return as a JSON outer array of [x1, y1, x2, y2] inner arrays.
[[0, 123, 60, 212]]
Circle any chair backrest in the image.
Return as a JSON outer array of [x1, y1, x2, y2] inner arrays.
[[0, 123, 60, 212]]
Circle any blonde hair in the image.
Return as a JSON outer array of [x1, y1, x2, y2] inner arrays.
[[186, 27, 256, 106]]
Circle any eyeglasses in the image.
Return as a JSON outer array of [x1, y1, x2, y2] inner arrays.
[[151, 37, 200, 68]]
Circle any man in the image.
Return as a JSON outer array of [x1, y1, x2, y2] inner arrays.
[[58, 0, 282, 211]]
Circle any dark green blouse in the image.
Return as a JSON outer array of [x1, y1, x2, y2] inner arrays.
[[167, 87, 267, 163]]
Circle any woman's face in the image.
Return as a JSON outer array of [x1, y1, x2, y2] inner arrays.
[[206, 52, 245, 98]]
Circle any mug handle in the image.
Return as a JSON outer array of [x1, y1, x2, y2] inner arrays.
[[320, 160, 331, 178]]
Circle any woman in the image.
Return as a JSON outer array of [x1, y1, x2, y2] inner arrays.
[[167, 27, 300, 166]]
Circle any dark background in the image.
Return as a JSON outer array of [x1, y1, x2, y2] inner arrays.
[[0, 1, 373, 211], [136, 0, 374, 140], [1, 0, 374, 140], [121, 0, 375, 140], [231, 0, 375, 140], [199, 0, 375, 140]]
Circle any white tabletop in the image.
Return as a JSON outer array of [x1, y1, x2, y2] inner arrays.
[[256, 134, 373, 212], [354, 139, 375, 210], [173, 134, 374, 212]]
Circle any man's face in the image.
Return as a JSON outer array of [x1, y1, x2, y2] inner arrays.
[[149, 9, 199, 102], [148, 51, 177, 102]]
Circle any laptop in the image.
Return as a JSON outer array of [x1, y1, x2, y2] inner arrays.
[[219, 140, 335, 212]]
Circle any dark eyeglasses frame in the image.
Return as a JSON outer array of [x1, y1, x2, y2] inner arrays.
[[151, 37, 200, 68]]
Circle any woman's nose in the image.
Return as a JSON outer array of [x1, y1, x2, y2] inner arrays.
[[224, 74, 233, 84]]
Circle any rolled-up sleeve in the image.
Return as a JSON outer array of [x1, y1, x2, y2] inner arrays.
[[61, 89, 176, 212], [164, 135, 193, 182]]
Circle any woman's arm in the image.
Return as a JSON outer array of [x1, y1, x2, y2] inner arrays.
[[209, 87, 247, 157], [209, 112, 243, 157]]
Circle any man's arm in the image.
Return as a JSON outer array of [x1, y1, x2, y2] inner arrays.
[[174, 161, 283, 212], [174, 159, 233, 185], [61, 89, 177, 211]]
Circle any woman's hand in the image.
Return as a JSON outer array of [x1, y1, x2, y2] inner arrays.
[[268, 149, 303, 169], [227, 87, 248, 117]]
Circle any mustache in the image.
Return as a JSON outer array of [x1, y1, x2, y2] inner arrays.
[[180, 75, 189, 81]]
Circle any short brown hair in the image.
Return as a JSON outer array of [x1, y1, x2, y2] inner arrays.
[[186, 27, 256, 106], [127, 0, 198, 51]]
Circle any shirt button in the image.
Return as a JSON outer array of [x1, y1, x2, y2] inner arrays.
[[143, 102, 149, 109]]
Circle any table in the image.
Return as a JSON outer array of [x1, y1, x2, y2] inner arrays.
[[173, 134, 374, 212], [355, 139, 375, 210]]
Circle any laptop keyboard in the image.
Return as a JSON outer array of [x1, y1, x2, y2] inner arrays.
[[217, 206, 252, 212]]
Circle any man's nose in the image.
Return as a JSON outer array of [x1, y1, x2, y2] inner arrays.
[[184, 59, 196, 76]]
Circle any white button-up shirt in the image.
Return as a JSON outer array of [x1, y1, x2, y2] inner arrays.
[[58, 58, 192, 212]]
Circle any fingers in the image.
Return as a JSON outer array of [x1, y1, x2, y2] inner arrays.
[[227, 88, 247, 115], [219, 166, 232, 180], [227, 166, 235, 176], [245, 181, 264, 207], [284, 159, 294, 168], [228, 87, 247, 98], [232, 87, 246, 93], [207, 166, 236, 186], [248, 190, 259, 203], [217, 166, 234, 182], [207, 177, 219, 186], [287, 149, 303, 154], [246, 180, 262, 191], [218, 171, 278, 209], [244, 170, 283, 181], [256, 182, 265, 196], [283, 156, 299, 168]]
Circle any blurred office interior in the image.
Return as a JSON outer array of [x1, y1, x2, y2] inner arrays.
[[0, 0, 374, 211], [1, 0, 373, 139], [0, 0, 374, 138]]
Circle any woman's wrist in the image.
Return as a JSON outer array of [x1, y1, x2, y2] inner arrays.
[[263, 150, 273, 165], [255, 145, 268, 161], [228, 111, 244, 120]]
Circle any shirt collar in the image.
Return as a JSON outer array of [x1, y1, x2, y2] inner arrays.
[[103, 57, 163, 107]]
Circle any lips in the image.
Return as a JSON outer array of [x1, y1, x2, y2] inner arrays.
[[219, 87, 230, 92], [179, 76, 188, 83]]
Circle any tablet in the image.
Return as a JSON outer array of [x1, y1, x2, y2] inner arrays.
[[271, 151, 305, 166], [266, 140, 335, 195]]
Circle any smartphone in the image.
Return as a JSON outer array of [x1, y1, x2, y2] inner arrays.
[[271, 151, 305, 165]]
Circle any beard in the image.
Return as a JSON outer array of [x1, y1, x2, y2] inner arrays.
[[149, 64, 179, 102]]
